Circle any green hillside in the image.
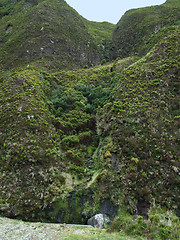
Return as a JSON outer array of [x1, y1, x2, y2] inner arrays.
[[0, 0, 179, 239], [110, 0, 180, 59], [0, 0, 102, 71], [84, 19, 115, 60], [98, 27, 180, 213], [84, 20, 115, 44]]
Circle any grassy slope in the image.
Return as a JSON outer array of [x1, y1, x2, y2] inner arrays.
[[110, 0, 180, 59], [0, 63, 115, 220], [84, 19, 115, 44], [0, 0, 101, 71], [0, 69, 64, 219], [84, 19, 115, 60]]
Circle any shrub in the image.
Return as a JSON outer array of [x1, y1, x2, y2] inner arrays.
[[110, 207, 180, 240], [61, 135, 79, 147]]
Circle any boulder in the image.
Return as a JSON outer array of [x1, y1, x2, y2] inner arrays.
[[87, 214, 111, 229]]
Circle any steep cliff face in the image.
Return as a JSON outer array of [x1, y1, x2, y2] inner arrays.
[[0, 0, 179, 232], [83, 20, 115, 61], [0, 0, 102, 71], [0, 69, 62, 219], [97, 26, 180, 215], [0, 64, 118, 221], [109, 0, 180, 60]]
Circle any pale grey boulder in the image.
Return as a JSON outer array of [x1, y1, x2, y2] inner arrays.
[[87, 214, 111, 229]]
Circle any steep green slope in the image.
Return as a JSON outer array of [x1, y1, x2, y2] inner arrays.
[[84, 19, 115, 61], [0, 0, 179, 238], [84, 20, 115, 45], [110, 0, 180, 59], [0, 0, 23, 19], [0, 0, 101, 71], [0, 52, 140, 221], [0, 69, 64, 219], [0, 62, 120, 221], [0, 27, 179, 226], [97, 27, 180, 216]]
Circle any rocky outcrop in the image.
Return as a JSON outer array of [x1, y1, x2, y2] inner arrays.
[[87, 214, 111, 229]]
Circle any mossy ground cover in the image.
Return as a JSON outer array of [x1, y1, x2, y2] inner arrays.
[[110, 206, 180, 240]]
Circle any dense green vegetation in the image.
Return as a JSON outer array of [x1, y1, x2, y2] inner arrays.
[[98, 28, 180, 239], [110, 207, 180, 240], [0, 0, 179, 239]]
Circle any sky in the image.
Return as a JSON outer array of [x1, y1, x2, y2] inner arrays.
[[66, 0, 166, 24]]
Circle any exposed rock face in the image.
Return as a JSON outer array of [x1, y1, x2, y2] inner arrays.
[[99, 199, 118, 218], [46, 188, 117, 225], [87, 214, 111, 229], [137, 200, 150, 219]]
